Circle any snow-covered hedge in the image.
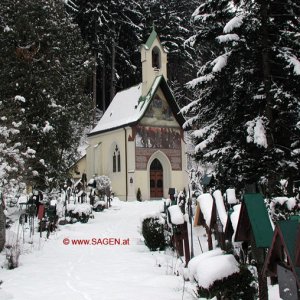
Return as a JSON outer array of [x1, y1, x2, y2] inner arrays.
[[188, 249, 257, 299], [141, 215, 166, 251]]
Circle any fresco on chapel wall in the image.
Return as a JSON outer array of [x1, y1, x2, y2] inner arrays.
[[135, 125, 182, 170], [136, 126, 181, 149], [140, 95, 178, 127]]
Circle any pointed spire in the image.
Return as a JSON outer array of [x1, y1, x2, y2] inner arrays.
[[145, 26, 157, 49]]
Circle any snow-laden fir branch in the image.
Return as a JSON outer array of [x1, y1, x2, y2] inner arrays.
[[246, 117, 268, 148], [186, 74, 215, 89], [216, 34, 239, 43], [211, 52, 231, 72], [223, 15, 244, 33]]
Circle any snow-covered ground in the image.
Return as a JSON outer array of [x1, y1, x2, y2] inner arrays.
[[0, 199, 195, 300], [0, 198, 282, 300]]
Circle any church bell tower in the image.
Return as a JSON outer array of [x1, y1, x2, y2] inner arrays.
[[140, 27, 168, 97]]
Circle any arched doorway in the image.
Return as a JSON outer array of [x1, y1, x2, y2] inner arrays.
[[150, 158, 163, 198]]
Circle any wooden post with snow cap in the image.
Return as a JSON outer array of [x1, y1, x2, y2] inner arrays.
[[194, 193, 216, 250], [168, 205, 190, 266], [213, 190, 229, 250]]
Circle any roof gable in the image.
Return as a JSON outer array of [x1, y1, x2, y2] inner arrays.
[[263, 220, 300, 285], [139, 75, 185, 127], [279, 220, 300, 280], [235, 193, 273, 248], [89, 76, 185, 136]]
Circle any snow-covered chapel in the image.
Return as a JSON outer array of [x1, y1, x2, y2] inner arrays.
[[86, 29, 188, 200]]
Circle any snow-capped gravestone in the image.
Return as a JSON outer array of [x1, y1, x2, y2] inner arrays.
[[167, 204, 190, 265], [213, 190, 228, 230], [226, 188, 238, 205], [194, 193, 215, 228], [168, 205, 184, 225], [194, 193, 216, 250]]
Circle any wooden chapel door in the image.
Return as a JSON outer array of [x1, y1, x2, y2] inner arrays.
[[150, 158, 163, 198]]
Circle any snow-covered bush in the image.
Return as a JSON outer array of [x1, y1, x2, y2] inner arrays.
[[197, 264, 257, 300], [93, 200, 106, 212], [66, 203, 92, 223], [94, 175, 112, 197], [5, 244, 20, 269], [142, 216, 166, 251], [267, 196, 300, 221], [136, 188, 142, 201], [188, 250, 257, 299]]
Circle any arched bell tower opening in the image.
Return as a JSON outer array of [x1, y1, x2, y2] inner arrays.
[[152, 46, 161, 69], [150, 158, 163, 198]]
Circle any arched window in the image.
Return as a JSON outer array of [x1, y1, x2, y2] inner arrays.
[[152, 46, 161, 69], [113, 145, 121, 173]]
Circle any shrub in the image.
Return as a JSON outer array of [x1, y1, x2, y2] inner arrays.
[[136, 188, 142, 201], [197, 264, 257, 300], [6, 244, 20, 269], [142, 217, 165, 251]]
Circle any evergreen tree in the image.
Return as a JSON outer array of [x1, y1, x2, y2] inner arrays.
[[69, 0, 143, 110], [0, 0, 92, 189], [183, 0, 300, 196]]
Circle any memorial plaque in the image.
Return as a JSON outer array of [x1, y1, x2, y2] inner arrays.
[[277, 264, 299, 300]]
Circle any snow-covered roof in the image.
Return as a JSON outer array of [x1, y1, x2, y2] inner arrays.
[[89, 76, 185, 136], [90, 83, 144, 135]]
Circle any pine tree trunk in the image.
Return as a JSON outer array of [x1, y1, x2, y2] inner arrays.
[[258, 0, 277, 195], [259, 0, 273, 141], [101, 52, 106, 112], [110, 28, 116, 102], [0, 202, 6, 252], [92, 54, 97, 126]]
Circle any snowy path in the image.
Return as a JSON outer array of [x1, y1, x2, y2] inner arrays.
[[0, 200, 195, 300]]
